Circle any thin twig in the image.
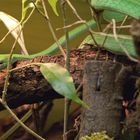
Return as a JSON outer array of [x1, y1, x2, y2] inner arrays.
[[0, 99, 45, 140], [2, 28, 23, 101], [1, 31, 45, 140], [0, 109, 32, 140], [56, 20, 85, 31], [1, 0, 40, 100], [0, 23, 21, 44], [112, 19, 138, 62], [1, 1, 46, 139], [60, 1, 70, 140], [65, 0, 98, 46], [118, 15, 129, 33], [35, 0, 66, 59], [32, 104, 42, 135], [89, 5, 102, 31], [0, 0, 40, 54]]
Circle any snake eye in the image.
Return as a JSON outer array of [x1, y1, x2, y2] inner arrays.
[[0, 61, 3, 64]]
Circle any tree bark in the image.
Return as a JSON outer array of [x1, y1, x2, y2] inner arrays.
[[0, 47, 139, 139], [0, 48, 97, 110], [79, 60, 133, 139]]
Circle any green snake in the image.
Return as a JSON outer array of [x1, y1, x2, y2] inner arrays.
[[0, 0, 139, 70], [0, 20, 97, 70]]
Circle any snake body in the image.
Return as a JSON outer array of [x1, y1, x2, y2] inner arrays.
[[0, 0, 139, 70], [0, 20, 96, 70]]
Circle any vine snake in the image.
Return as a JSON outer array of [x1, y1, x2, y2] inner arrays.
[[0, 20, 96, 70], [1, 0, 140, 70], [0, 18, 138, 70]]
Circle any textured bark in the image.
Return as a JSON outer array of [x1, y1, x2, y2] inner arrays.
[[0, 47, 138, 139], [0, 47, 139, 139], [0, 48, 97, 110], [125, 76, 140, 138], [79, 61, 133, 139]]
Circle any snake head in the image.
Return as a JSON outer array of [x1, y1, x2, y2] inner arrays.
[[0, 61, 7, 70], [0, 55, 9, 70], [0, 60, 3, 64]]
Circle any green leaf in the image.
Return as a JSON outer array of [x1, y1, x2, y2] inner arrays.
[[22, 0, 33, 21], [103, 10, 126, 22], [40, 63, 88, 108], [91, 0, 140, 19], [79, 33, 138, 58], [48, 0, 59, 16], [22, 0, 41, 21]]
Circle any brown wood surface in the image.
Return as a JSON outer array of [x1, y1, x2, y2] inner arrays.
[[0, 47, 98, 110], [79, 61, 134, 139]]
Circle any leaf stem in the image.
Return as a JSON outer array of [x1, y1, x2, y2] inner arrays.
[[65, 0, 98, 47], [0, 99, 45, 140], [0, 110, 32, 140], [60, 1, 70, 140], [39, 0, 66, 59]]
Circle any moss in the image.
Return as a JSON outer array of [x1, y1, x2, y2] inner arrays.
[[80, 131, 113, 140]]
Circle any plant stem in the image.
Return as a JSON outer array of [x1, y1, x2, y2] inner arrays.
[[60, 1, 70, 140], [0, 99, 45, 140], [112, 19, 138, 62], [0, 109, 32, 140], [2, 0, 41, 101], [1, 1, 46, 139], [90, 7, 102, 31], [65, 0, 98, 46], [2, 29, 23, 101], [40, 0, 66, 59]]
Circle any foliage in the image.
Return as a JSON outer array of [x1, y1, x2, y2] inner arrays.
[[79, 33, 137, 58], [40, 63, 88, 108], [0, 0, 140, 139], [91, 0, 140, 19], [79, 0, 140, 61], [0, 0, 87, 107], [103, 10, 126, 22], [0, 12, 28, 55], [80, 131, 113, 140], [48, 0, 59, 16], [21, 0, 33, 21]]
